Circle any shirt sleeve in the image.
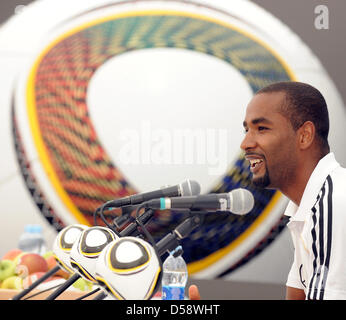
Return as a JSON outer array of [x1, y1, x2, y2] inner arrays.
[[304, 173, 346, 300], [313, 191, 346, 300], [286, 256, 305, 291]]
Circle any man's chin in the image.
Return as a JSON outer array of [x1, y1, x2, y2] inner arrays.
[[252, 175, 271, 189]]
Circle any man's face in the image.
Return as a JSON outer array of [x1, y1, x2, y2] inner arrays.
[[240, 92, 299, 189]]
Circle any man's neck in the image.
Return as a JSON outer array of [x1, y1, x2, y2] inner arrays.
[[281, 157, 322, 206]]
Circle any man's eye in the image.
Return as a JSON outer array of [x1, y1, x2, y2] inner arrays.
[[258, 126, 268, 131]]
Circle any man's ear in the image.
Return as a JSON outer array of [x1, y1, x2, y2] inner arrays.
[[297, 121, 315, 150]]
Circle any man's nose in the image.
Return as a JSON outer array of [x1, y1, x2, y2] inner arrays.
[[240, 132, 256, 151]]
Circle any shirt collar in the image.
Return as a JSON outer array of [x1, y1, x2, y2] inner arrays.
[[284, 152, 339, 221], [284, 200, 298, 218]]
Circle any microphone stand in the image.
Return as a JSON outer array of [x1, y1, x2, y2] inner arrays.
[[45, 273, 81, 300], [112, 205, 137, 230], [75, 287, 101, 300], [156, 212, 204, 256], [120, 208, 155, 237], [92, 291, 108, 300]]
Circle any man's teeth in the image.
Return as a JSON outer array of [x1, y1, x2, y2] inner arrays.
[[250, 159, 263, 167]]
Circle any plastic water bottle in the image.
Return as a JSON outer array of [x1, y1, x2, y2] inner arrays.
[[18, 224, 47, 255], [161, 246, 188, 300]]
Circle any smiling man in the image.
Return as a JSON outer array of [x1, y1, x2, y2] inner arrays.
[[189, 81, 346, 300], [241, 91, 302, 195]]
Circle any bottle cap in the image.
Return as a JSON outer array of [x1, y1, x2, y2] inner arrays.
[[24, 224, 33, 233], [33, 225, 43, 233], [169, 245, 183, 257], [24, 224, 43, 233]]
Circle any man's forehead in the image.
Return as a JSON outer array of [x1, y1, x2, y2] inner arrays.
[[243, 92, 288, 125], [249, 91, 286, 107], [245, 92, 286, 114]]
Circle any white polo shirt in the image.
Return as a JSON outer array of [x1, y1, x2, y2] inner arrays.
[[285, 152, 346, 300]]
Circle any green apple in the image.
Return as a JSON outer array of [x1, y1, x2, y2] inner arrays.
[[72, 277, 93, 291], [0, 260, 16, 281], [1, 275, 23, 289]]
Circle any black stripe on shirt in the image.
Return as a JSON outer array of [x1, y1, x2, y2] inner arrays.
[[319, 175, 333, 299], [313, 184, 326, 299], [307, 175, 333, 300], [308, 183, 325, 299]]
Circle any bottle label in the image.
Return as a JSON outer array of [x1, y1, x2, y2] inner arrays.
[[162, 285, 185, 300]]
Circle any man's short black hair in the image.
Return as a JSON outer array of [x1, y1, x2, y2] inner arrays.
[[256, 81, 330, 153]]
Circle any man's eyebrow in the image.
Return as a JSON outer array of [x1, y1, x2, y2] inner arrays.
[[243, 117, 273, 127]]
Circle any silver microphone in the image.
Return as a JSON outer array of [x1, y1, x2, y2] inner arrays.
[[145, 188, 254, 215]]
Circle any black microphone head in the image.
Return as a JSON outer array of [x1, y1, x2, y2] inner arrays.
[[180, 180, 201, 196], [229, 188, 254, 215]]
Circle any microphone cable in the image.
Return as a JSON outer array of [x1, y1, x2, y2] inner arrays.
[[94, 202, 121, 237]]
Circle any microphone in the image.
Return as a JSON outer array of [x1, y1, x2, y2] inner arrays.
[[95, 180, 201, 231], [144, 188, 255, 215], [104, 179, 201, 208]]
